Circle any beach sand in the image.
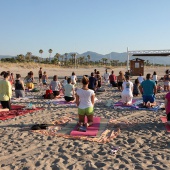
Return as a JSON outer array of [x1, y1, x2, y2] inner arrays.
[[0, 65, 170, 170]]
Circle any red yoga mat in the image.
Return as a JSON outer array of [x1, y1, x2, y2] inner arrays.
[[160, 116, 170, 132], [0, 105, 42, 121], [0, 105, 25, 110], [70, 117, 101, 136]]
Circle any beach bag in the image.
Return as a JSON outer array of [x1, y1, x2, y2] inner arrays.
[[31, 124, 48, 130], [43, 89, 55, 99], [97, 88, 106, 92]]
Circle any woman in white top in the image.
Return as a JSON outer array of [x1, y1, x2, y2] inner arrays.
[[121, 76, 133, 105], [76, 76, 95, 128], [137, 73, 144, 84], [103, 69, 110, 84], [152, 71, 158, 84], [50, 75, 61, 97], [64, 78, 75, 102], [71, 72, 77, 85]]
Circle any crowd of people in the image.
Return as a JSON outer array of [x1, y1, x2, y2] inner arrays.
[[0, 68, 170, 128]]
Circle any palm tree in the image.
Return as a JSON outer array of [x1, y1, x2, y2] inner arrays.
[[25, 52, 32, 62], [64, 53, 68, 65], [54, 53, 61, 61], [71, 53, 74, 64], [60, 55, 64, 64], [87, 55, 90, 64], [48, 49, 53, 62], [39, 49, 43, 58]]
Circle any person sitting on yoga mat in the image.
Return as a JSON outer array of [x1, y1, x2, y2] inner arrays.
[[0, 72, 12, 110], [121, 75, 133, 105], [25, 71, 34, 89], [165, 91, 170, 125], [138, 73, 144, 84], [103, 69, 110, 84], [71, 72, 77, 85], [76, 76, 95, 128], [64, 78, 75, 102], [109, 70, 117, 87], [117, 71, 125, 91], [96, 71, 102, 89], [88, 72, 97, 92], [50, 75, 61, 97], [133, 79, 140, 96], [15, 74, 25, 98], [139, 73, 157, 108]]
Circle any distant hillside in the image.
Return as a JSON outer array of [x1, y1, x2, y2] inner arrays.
[[1, 52, 170, 65], [0, 55, 16, 59]]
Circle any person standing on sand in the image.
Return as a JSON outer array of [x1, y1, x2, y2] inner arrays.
[[139, 73, 157, 108], [38, 67, 43, 83], [76, 76, 95, 128], [121, 76, 133, 105], [117, 71, 125, 91], [42, 71, 48, 85], [163, 69, 170, 91], [0, 72, 12, 110]]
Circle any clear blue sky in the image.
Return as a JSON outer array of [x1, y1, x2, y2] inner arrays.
[[0, 0, 170, 57]]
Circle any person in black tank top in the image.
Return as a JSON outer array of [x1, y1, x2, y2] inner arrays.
[[15, 74, 25, 98]]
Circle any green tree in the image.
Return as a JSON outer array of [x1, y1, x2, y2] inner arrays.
[[25, 52, 32, 62], [48, 49, 53, 62], [87, 55, 91, 64]]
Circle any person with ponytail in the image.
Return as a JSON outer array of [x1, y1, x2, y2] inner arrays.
[[76, 76, 95, 129], [121, 75, 133, 105]]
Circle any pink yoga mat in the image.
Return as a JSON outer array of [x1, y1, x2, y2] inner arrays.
[[70, 117, 101, 136], [160, 116, 170, 132]]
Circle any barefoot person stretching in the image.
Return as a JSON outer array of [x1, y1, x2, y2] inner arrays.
[[139, 73, 157, 108], [76, 76, 95, 130]]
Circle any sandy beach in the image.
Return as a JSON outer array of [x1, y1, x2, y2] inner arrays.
[[0, 65, 170, 170]]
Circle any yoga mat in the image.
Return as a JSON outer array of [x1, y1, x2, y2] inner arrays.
[[70, 117, 101, 136], [114, 99, 137, 106], [0, 105, 25, 110], [0, 107, 43, 121], [114, 99, 162, 111], [160, 116, 170, 132]]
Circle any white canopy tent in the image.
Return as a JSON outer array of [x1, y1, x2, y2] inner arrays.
[[127, 48, 170, 70]]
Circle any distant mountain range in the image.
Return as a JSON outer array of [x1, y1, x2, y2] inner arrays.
[[0, 51, 170, 64]]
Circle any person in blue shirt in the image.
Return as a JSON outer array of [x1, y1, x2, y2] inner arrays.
[[139, 73, 157, 108]]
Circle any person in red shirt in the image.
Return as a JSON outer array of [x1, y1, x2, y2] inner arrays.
[[165, 91, 170, 125], [109, 71, 117, 87]]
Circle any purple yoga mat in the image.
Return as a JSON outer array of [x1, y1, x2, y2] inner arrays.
[[114, 99, 137, 106], [70, 117, 101, 136]]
